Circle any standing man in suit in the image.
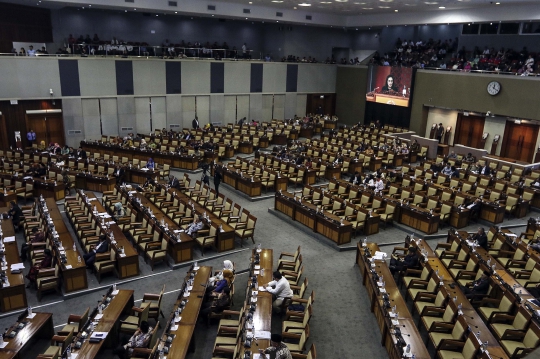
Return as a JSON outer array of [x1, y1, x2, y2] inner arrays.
[[436, 123, 444, 143], [214, 168, 222, 195], [113, 165, 125, 184], [192, 116, 200, 129], [83, 235, 109, 269]]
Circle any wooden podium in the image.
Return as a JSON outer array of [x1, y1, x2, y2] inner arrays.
[[490, 135, 500, 156], [429, 124, 437, 139]]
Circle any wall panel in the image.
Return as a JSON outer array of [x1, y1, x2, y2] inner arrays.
[[224, 96, 237, 124], [225, 63, 251, 94], [79, 59, 117, 97], [151, 96, 167, 131], [285, 93, 297, 119], [181, 62, 211, 95], [196, 96, 210, 126], [250, 94, 262, 121], [298, 64, 337, 93], [135, 97, 151, 134], [116, 97, 134, 136], [296, 94, 307, 117], [62, 97, 84, 148], [237, 95, 250, 122], [263, 63, 287, 93], [181, 96, 196, 129], [133, 61, 166, 96], [166, 95, 182, 128], [210, 94, 225, 125], [81, 98, 102, 141], [274, 94, 285, 120], [262, 94, 273, 122]]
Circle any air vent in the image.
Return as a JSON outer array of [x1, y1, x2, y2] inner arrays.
[[276, 12, 283, 17], [243, 8, 251, 14], [168, 1, 177, 6], [125, 0, 134, 3], [169, 124, 181, 128], [68, 130, 82, 135], [306, 15, 312, 20], [121, 127, 134, 131], [208, 5, 216, 10]]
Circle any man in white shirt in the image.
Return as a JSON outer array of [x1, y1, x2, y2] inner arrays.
[[265, 271, 294, 313], [374, 176, 385, 193], [27, 45, 36, 56]]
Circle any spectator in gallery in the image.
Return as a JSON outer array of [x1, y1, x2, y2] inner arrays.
[[19, 47, 26, 56]]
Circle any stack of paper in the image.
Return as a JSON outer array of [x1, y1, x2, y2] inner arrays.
[[255, 330, 271, 339], [373, 251, 386, 260], [3, 236, 15, 243], [10, 263, 24, 271]]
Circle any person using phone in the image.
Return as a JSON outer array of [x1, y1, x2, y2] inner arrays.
[[258, 334, 292, 359]]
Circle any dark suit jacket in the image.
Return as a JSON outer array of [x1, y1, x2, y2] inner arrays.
[[479, 166, 490, 176], [436, 126, 444, 137], [192, 119, 199, 129], [95, 241, 109, 254], [77, 150, 87, 159], [114, 168, 125, 178], [473, 233, 488, 250], [350, 175, 362, 184], [471, 277, 490, 295]]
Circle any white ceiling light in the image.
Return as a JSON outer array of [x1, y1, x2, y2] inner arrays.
[[298, 2, 312, 6], [335, 0, 348, 2], [394, 9, 398, 12], [438, 6, 445, 8], [272, 1, 284, 2], [378, 6, 390, 8]]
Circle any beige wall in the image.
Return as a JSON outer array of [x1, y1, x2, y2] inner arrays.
[[425, 108, 459, 146]]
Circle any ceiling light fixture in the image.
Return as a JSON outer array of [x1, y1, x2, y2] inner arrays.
[[394, 9, 398, 12], [439, 6, 445, 8], [298, 2, 312, 6]]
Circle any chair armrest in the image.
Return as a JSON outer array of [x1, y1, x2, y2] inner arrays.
[[501, 330, 526, 341], [143, 293, 160, 301], [408, 279, 428, 288], [490, 313, 515, 323], [429, 322, 454, 333], [420, 306, 445, 316], [435, 243, 452, 250]]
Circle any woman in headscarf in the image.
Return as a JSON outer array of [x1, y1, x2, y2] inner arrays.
[[146, 158, 155, 169], [208, 260, 235, 284], [205, 269, 234, 302], [140, 138, 147, 149], [113, 202, 126, 220]]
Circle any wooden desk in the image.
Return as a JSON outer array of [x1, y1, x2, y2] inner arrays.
[[449, 207, 470, 229], [410, 236, 510, 359], [324, 165, 341, 180], [275, 191, 352, 244], [75, 174, 116, 193], [0, 191, 17, 207], [239, 142, 253, 154], [160, 185, 236, 253], [480, 201, 505, 224], [83, 192, 139, 279], [0, 217, 27, 313], [356, 243, 430, 359], [222, 167, 262, 197], [0, 312, 54, 359], [73, 289, 135, 358], [160, 266, 212, 358], [125, 167, 160, 185], [399, 205, 440, 234], [368, 157, 383, 172], [272, 134, 288, 145], [125, 189, 194, 263], [299, 127, 314, 139], [41, 198, 88, 293], [33, 179, 65, 201]]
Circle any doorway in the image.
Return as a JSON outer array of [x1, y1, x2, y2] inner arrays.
[[306, 94, 336, 116], [26, 113, 65, 147], [501, 121, 539, 163], [0, 114, 8, 150], [454, 114, 485, 148]]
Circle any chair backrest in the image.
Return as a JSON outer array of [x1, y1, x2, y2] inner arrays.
[[442, 304, 455, 323], [79, 307, 90, 331], [451, 320, 465, 339], [498, 294, 514, 312], [513, 310, 529, 330], [462, 334, 478, 359], [523, 326, 540, 348]]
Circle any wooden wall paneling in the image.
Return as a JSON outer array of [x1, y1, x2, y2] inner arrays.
[[454, 114, 485, 148], [0, 114, 8, 150], [25, 113, 65, 147], [305, 94, 336, 116], [0, 100, 62, 149], [501, 121, 539, 163]]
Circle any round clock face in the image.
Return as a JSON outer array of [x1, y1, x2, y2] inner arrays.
[[487, 81, 501, 95]]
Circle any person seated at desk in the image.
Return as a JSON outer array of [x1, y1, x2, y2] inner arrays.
[[146, 158, 155, 169], [3, 201, 23, 231], [168, 175, 180, 189], [21, 227, 45, 261], [305, 157, 313, 169], [401, 144, 409, 154], [25, 162, 38, 177], [205, 269, 234, 302], [35, 163, 47, 178], [460, 271, 490, 299], [464, 152, 475, 162], [479, 164, 491, 176], [389, 246, 419, 275], [471, 227, 488, 250], [147, 141, 157, 150], [113, 321, 153, 359], [61, 145, 70, 155], [123, 137, 134, 148], [113, 202, 126, 220], [76, 147, 87, 159], [441, 163, 453, 176], [410, 140, 420, 152], [139, 138, 147, 149], [265, 271, 294, 314], [374, 175, 385, 193], [448, 151, 457, 160], [26, 248, 52, 288], [364, 145, 374, 156], [83, 235, 109, 269], [259, 334, 293, 359], [185, 216, 203, 237], [200, 286, 231, 326], [350, 171, 362, 185]]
